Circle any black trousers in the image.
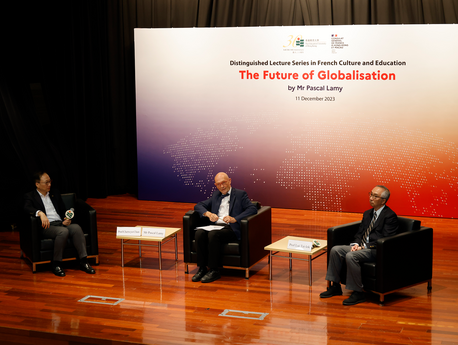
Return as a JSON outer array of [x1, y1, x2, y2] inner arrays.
[[195, 226, 238, 269]]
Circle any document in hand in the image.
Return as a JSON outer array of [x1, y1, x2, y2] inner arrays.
[[195, 225, 226, 231]]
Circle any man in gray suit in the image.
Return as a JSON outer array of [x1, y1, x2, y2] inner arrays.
[[320, 185, 398, 305]]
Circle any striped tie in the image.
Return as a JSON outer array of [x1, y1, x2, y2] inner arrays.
[[361, 212, 377, 247]]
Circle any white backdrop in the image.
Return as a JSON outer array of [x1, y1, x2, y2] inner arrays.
[[135, 25, 458, 218]]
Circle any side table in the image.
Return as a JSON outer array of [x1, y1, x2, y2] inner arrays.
[[116, 226, 181, 270], [264, 236, 327, 286]]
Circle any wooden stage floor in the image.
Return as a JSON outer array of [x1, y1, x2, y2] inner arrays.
[[1, 194, 457, 344]]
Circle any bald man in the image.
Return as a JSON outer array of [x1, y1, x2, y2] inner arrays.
[[192, 172, 257, 283]]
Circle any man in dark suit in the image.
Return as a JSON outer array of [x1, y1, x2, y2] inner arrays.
[[24, 171, 95, 277], [320, 185, 398, 305], [192, 172, 257, 283]]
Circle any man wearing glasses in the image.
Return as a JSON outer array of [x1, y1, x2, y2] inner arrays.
[[192, 172, 257, 283], [24, 171, 95, 277], [320, 185, 398, 305]]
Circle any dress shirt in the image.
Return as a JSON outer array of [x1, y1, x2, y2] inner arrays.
[[216, 188, 231, 224], [351, 205, 386, 248], [36, 190, 62, 222]]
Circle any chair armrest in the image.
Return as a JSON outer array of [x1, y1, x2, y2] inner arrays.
[[183, 210, 211, 262], [375, 226, 433, 292], [239, 206, 272, 267], [327, 221, 361, 249], [327, 221, 360, 266], [19, 216, 42, 262], [75, 198, 98, 255]]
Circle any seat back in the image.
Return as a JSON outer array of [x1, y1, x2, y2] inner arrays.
[[61, 193, 76, 210], [397, 216, 421, 234], [251, 201, 261, 209]]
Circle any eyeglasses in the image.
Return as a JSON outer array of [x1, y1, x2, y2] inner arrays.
[[368, 192, 384, 199], [40, 180, 52, 185], [215, 181, 228, 187]]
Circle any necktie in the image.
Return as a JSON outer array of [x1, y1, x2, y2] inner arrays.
[[221, 193, 229, 199], [361, 212, 377, 247]]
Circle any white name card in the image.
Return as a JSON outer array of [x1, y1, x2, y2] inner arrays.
[[142, 227, 166, 238], [117, 227, 141, 237], [287, 240, 313, 251]]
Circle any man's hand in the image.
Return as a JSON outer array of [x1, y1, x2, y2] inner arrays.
[[222, 215, 236, 224], [204, 212, 235, 224], [205, 212, 219, 222], [39, 212, 50, 229], [351, 244, 362, 252], [63, 218, 72, 226]]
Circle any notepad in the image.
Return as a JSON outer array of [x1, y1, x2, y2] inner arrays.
[[195, 225, 226, 231]]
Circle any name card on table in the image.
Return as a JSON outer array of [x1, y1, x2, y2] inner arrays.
[[117, 227, 142, 237], [287, 240, 313, 251], [142, 227, 166, 238]]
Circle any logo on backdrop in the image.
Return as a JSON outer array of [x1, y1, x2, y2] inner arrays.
[[283, 35, 305, 53], [294, 37, 304, 47], [331, 34, 349, 54], [283, 35, 326, 53]]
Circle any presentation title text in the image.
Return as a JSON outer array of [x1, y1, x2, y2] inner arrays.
[[238, 70, 396, 81], [232, 59, 406, 81]]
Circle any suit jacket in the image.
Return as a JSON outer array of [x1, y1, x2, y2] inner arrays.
[[24, 189, 67, 223], [194, 187, 258, 240], [353, 205, 398, 249]]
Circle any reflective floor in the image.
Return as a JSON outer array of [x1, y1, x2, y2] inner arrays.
[[0, 195, 457, 344]]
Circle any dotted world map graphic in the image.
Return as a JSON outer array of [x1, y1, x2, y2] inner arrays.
[[164, 113, 457, 218]]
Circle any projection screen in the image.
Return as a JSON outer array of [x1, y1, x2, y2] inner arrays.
[[135, 25, 458, 218]]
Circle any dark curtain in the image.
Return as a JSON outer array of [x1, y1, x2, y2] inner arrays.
[[1, 0, 457, 229]]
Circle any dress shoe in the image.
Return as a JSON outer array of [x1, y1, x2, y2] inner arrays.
[[192, 267, 208, 282], [201, 269, 221, 283], [52, 266, 66, 277], [320, 283, 343, 298], [80, 262, 95, 274], [343, 291, 366, 306]]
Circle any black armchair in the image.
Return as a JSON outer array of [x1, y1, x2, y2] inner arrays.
[[183, 202, 271, 279], [20, 193, 99, 272], [327, 216, 433, 305]]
